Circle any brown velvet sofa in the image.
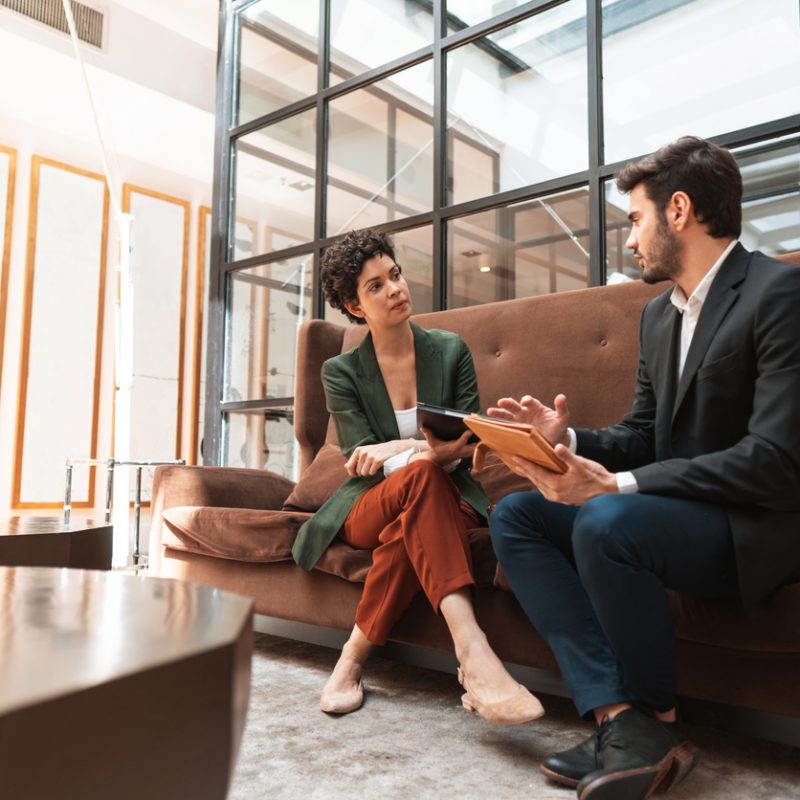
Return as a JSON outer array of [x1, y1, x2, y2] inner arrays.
[[149, 262, 800, 726]]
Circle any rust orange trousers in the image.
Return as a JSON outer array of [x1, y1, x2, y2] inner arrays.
[[341, 459, 482, 645]]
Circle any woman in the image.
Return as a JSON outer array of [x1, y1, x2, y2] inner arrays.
[[291, 229, 543, 725]]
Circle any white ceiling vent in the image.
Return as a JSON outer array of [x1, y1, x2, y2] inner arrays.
[[1, 0, 104, 49]]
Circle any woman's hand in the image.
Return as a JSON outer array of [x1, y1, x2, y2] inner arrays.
[[413, 428, 474, 466], [485, 393, 571, 447], [345, 440, 416, 477]]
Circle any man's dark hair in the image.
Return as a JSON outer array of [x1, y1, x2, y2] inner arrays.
[[615, 136, 742, 238], [320, 229, 397, 325]]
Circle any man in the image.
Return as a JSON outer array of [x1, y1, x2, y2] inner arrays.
[[488, 136, 800, 800]]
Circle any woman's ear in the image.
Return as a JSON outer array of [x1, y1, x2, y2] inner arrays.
[[344, 299, 365, 320]]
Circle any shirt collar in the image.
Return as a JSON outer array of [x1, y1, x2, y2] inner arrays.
[[670, 239, 738, 314]]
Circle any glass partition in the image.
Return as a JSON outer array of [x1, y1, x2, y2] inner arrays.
[[233, 108, 317, 259], [448, 186, 590, 308], [237, 6, 318, 125], [327, 61, 434, 234], [602, 0, 800, 164], [329, 0, 434, 85], [223, 408, 298, 478], [224, 255, 313, 403], [446, 0, 588, 206]]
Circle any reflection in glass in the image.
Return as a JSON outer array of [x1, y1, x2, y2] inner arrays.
[[602, 0, 800, 164], [237, 6, 318, 125], [233, 108, 316, 258], [224, 255, 313, 402], [329, 0, 433, 85], [448, 187, 590, 308], [604, 179, 637, 283], [446, 1, 532, 28], [447, 0, 588, 206], [327, 62, 434, 235], [738, 137, 800, 256], [605, 136, 800, 282], [323, 225, 434, 327], [223, 408, 298, 479]]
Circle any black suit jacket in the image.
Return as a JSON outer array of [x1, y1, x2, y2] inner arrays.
[[576, 244, 800, 611]]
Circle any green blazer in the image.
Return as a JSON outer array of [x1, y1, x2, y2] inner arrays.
[[292, 323, 490, 570]]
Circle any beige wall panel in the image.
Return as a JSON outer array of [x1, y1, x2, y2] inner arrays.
[[122, 185, 189, 499], [0, 146, 16, 402], [14, 158, 108, 507], [191, 206, 211, 465]]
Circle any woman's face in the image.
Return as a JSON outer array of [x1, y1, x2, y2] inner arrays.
[[345, 252, 412, 329]]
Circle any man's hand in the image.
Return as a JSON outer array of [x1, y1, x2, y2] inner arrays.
[[412, 428, 474, 466], [486, 393, 571, 447], [512, 445, 618, 505], [346, 440, 417, 477]]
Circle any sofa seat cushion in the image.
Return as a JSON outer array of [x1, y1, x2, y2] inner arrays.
[[473, 452, 533, 505], [495, 563, 800, 654], [162, 506, 311, 563], [283, 443, 347, 512]]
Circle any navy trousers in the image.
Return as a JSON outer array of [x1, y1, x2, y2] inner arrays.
[[489, 492, 739, 717]]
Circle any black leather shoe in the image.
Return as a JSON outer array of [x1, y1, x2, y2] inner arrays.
[[540, 730, 598, 787], [576, 708, 700, 800]]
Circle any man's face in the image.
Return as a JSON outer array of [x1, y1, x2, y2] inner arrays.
[[625, 183, 683, 284]]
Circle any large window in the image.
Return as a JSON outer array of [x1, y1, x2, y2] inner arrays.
[[206, 0, 800, 469]]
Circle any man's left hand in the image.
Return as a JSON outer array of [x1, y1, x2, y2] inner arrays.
[[513, 445, 618, 505]]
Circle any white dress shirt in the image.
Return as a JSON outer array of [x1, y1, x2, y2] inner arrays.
[[568, 240, 738, 494]]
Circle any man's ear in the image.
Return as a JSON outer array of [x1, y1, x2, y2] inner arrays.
[[668, 191, 693, 231]]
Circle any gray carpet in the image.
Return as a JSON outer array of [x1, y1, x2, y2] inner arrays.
[[228, 633, 800, 799]]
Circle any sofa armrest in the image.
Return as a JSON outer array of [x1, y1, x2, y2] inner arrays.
[[148, 465, 296, 574]]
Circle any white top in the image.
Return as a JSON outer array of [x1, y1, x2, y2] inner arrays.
[[383, 407, 458, 476]]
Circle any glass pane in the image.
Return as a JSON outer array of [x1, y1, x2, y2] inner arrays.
[[237, 5, 318, 125], [604, 136, 800, 283], [223, 408, 299, 479], [604, 179, 638, 283], [233, 108, 316, 259], [224, 255, 313, 402], [323, 225, 434, 326], [327, 63, 434, 235], [602, 0, 800, 164], [329, 0, 434, 85], [446, 1, 533, 28], [738, 137, 800, 257], [447, 0, 588, 205], [448, 187, 590, 308]]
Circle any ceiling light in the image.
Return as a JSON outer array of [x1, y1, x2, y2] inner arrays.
[[479, 266, 492, 273], [460, 249, 481, 257], [288, 180, 314, 191]]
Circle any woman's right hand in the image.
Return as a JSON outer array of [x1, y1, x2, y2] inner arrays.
[[485, 393, 571, 447], [346, 440, 416, 477]]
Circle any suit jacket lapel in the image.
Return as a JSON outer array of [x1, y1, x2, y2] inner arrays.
[[671, 244, 749, 421], [355, 332, 400, 440], [412, 324, 444, 406], [654, 304, 681, 456]]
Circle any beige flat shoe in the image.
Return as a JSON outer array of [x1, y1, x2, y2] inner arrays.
[[458, 667, 544, 726], [320, 680, 364, 715]]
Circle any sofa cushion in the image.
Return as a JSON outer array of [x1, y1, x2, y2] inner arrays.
[[162, 506, 311, 563], [282, 443, 348, 512], [494, 563, 800, 654]]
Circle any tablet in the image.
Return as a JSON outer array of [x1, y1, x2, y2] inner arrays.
[[416, 402, 477, 441]]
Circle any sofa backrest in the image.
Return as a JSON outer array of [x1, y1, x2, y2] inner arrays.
[[293, 251, 800, 472]]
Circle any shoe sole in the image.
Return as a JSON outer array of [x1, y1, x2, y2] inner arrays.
[[578, 741, 700, 800], [539, 765, 580, 788]]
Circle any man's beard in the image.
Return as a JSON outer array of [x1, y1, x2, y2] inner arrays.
[[639, 217, 683, 284]]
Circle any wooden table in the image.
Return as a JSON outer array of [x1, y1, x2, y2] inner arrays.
[[0, 516, 112, 569], [0, 567, 253, 800]]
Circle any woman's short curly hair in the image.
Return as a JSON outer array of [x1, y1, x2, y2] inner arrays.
[[320, 229, 397, 324]]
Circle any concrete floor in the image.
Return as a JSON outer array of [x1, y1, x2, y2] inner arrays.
[[228, 633, 800, 800]]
